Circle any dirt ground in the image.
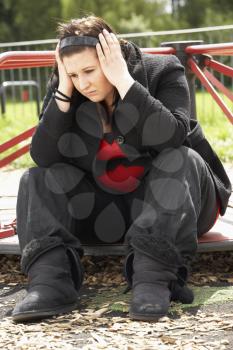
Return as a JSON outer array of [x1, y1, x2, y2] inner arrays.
[[0, 252, 233, 350]]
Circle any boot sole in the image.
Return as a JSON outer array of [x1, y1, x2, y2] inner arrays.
[[12, 302, 78, 322], [129, 310, 166, 322]]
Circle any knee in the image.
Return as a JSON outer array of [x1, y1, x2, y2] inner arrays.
[[19, 167, 39, 187], [157, 145, 197, 161], [25, 164, 84, 185], [44, 163, 85, 195], [179, 146, 206, 175], [151, 146, 204, 174], [151, 146, 186, 174], [19, 169, 30, 185], [178, 145, 202, 163], [19, 165, 65, 190]]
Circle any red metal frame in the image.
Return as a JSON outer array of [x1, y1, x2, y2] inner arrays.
[[185, 43, 233, 56], [188, 57, 233, 124], [0, 51, 55, 69], [0, 127, 35, 168], [186, 43, 233, 125], [204, 69, 233, 102], [0, 219, 16, 239], [186, 46, 233, 124], [204, 58, 233, 78], [141, 47, 176, 54]]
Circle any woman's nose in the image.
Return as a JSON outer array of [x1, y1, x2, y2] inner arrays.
[[79, 76, 90, 91]]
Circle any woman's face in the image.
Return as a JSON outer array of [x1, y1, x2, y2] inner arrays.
[[62, 48, 115, 107]]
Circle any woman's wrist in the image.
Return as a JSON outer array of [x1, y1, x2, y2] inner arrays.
[[54, 88, 72, 102], [53, 85, 73, 112], [57, 85, 73, 98], [54, 98, 70, 112], [115, 76, 135, 100]]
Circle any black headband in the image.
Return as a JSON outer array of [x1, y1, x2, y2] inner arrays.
[[59, 36, 99, 50]]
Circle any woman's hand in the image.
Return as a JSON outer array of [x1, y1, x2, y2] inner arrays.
[[55, 43, 74, 97], [54, 43, 74, 112], [96, 29, 134, 99]]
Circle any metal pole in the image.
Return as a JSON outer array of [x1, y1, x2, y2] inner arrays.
[[160, 40, 204, 120]]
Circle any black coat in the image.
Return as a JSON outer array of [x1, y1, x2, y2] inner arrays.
[[30, 41, 231, 215]]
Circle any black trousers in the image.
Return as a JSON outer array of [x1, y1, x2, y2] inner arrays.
[[17, 146, 218, 262]]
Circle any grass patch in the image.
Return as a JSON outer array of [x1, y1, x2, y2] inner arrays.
[[80, 285, 233, 315], [196, 91, 233, 164], [0, 92, 232, 170]]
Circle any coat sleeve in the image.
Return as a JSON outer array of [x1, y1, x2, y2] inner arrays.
[[30, 91, 75, 168], [116, 55, 190, 152]]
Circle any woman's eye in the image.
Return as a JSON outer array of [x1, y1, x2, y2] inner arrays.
[[70, 70, 93, 79], [70, 74, 78, 78]]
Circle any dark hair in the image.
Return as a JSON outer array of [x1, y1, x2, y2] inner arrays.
[[51, 16, 129, 123], [57, 16, 120, 57]]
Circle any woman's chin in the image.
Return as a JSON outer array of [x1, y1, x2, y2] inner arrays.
[[87, 95, 102, 102]]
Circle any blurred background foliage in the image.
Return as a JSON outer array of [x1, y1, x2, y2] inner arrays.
[[0, 0, 233, 42]]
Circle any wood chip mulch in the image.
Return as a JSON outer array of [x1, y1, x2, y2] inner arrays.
[[0, 252, 233, 349]]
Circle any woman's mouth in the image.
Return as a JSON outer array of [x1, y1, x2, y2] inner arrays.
[[86, 91, 97, 96]]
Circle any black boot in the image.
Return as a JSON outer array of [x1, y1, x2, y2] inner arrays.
[[129, 250, 177, 321], [170, 266, 194, 304], [12, 242, 84, 322], [124, 252, 194, 306]]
